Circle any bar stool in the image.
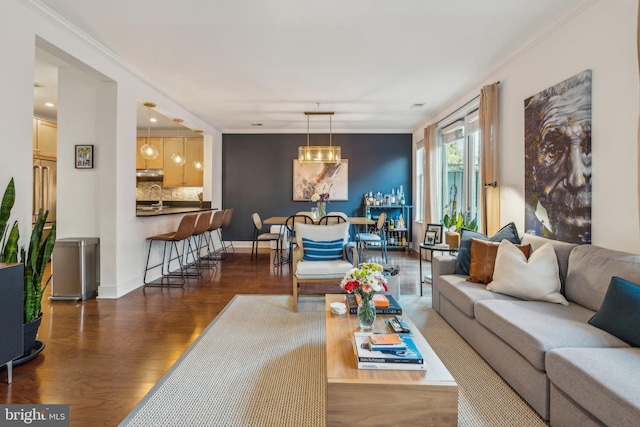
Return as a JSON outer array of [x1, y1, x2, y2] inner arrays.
[[184, 211, 213, 274], [201, 209, 224, 266], [219, 208, 235, 256], [143, 213, 198, 287]]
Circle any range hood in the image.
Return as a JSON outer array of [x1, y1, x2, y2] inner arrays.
[[136, 169, 164, 180]]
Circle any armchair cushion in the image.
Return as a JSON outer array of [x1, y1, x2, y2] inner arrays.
[[296, 259, 355, 279], [302, 238, 344, 261], [295, 222, 349, 248]]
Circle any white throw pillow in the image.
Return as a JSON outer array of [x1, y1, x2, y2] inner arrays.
[[487, 240, 568, 305]]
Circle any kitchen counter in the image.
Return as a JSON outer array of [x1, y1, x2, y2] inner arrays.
[[135, 201, 216, 217]]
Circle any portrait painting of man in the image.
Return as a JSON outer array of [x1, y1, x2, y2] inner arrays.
[[524, 70, 592, 244]]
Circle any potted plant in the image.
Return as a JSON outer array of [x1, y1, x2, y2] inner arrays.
[[441, 211, 477, 248], [0, 178, 56, 357]]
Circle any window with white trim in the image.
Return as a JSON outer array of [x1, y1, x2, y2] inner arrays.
[[439, 110, 481, 229]]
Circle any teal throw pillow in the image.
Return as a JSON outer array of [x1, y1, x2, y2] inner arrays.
[[454, 222, 520, 275], [588, 276, 640, 347], [302, 238, 344, 261]]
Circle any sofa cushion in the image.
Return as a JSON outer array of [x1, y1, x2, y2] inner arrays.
[[487, 241, 568, 305], [546, 347, 640, 426], [467, 238, 531, 284], [588, 276, 640, 347], [520, 234, 577, 289], [301, 238, 343, 261], [565, 244, 640, 311], [454, 222, 521, 275], [295, 259, 354, 279], [439, 275, 518, 318], [474, 300, 629, 371]]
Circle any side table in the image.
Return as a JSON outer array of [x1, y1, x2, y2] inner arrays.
[[418, 244, 458, 296]]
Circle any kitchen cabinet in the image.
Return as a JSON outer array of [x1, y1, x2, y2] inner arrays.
[[185, 137, 204, 187], [163, 137, 203, 187], [33, 118, 57, 159], [136, 137, 164, 169]]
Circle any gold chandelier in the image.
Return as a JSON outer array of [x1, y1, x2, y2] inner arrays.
[[140, 102, 160, 161], [298, 112, 341, 164]]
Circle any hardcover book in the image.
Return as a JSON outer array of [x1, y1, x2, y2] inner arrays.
[[352, 332, 425, 371], [346, 293, 402, 315]]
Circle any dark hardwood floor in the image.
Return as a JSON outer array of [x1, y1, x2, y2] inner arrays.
[[1, 247, 424, 426]]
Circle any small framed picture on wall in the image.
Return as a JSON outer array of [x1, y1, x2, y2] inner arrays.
[[426, 223, 443, 244], [75, 145, 94, 169]]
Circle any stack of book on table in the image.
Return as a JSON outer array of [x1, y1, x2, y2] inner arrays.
[[345, 293, 402, 315], [352, 332, 425, 371]]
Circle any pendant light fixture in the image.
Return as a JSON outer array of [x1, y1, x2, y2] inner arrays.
[[192, 129, 204, 171], [140, 102, 160, 161], [170, 118, 186, 166], [298, 111, 341, 164]]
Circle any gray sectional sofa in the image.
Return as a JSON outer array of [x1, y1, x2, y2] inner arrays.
[[432, 233, 640, 426]]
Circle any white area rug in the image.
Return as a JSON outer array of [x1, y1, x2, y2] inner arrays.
[[120, 295, 547, 427]]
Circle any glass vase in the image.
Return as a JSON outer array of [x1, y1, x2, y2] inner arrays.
[[317, 201, 326, 218], [357, 297, 376, 331]]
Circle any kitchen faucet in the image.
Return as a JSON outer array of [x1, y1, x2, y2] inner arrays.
[[149, 184, 163, 210]]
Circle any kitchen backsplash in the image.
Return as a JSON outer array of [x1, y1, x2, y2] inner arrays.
[[136, 182, 203, 202]]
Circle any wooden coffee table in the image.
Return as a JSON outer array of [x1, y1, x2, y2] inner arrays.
[[325, 294, 458, 426]]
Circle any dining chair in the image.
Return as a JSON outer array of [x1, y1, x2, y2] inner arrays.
[[318, 211, 348, 225], [284, 214, 315, 263], [251, 212, 284, 265], [356, 212, 388, 263], [143, 213, 198, 287]]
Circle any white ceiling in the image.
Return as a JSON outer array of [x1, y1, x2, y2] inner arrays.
[[34, 0, 585, 133]]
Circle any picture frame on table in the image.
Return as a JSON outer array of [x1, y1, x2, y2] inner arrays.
[[75, 145, 94, 169], [426, 223, 443, 244], [424, 230, 438, 246]]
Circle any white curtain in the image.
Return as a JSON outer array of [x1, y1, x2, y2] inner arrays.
[[479, 83, 500, 235], [423, 124, 438, 224], [637, 0, 640, 235]]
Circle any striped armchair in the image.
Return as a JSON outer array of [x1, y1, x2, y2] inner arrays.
[[292, 222, 358, 311]]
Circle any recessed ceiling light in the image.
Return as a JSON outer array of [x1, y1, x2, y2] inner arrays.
[[410, 103, 425, 109], [251, 123, 263, 126], [150, 118, 157, 123], [45, 102, 54, 107]]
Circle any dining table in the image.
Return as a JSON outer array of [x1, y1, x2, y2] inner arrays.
[[263, 216, 374, 226]]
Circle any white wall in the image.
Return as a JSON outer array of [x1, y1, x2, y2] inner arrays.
[[413, 0, 640, 254], [0, 2, 223, 298]]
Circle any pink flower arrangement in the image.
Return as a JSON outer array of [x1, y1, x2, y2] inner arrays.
[[340, 263, 388, 300]]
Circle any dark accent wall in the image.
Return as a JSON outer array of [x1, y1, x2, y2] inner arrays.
[[222, 133, 412, 241]]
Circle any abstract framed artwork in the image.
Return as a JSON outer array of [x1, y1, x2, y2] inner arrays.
[[75, 145, 94, 169], [293, 159, 348, 201], [524, 70, 591, 244]]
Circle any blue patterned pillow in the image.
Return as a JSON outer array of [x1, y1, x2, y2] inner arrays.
[[454, 222, 520, 275], [589, 277, 640, 347], [302, 238, 344, 261]]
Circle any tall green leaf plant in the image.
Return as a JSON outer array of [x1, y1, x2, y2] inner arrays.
[[0, 178, 57, 324]]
